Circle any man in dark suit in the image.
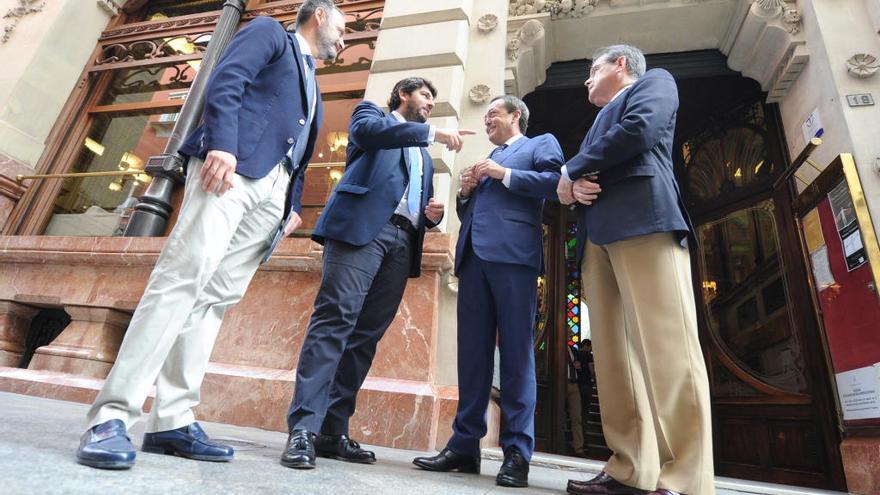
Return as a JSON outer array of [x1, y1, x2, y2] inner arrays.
[[558, 45, 714, 495], [412, 95, 562, 488], [75, 1, 345, 470], [281, 78, 474, 469]]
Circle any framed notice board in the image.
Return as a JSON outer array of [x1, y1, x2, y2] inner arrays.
[[794, 154, 880, 429]]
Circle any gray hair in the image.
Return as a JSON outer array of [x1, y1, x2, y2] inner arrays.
[[592, 44, 646, 79], [295, 0, 342, 29], [489, 95, 530, 134]]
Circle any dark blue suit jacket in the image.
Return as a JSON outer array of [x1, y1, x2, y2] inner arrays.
[[455, 134, 563, 275], [313, 101, 438, 278], [565, 69, 693, 264], [179, 16, 322, 217]]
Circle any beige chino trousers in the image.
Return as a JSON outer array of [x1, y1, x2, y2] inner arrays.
[[86, 157, 289, 433], [583, 232, 714, 495]]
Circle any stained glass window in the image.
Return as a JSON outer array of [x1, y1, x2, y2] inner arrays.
[[565, 222, 581, 348]]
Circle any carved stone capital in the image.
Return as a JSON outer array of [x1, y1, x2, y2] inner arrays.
[[724, 0, 809, 103], [505, 15, 551, 97]]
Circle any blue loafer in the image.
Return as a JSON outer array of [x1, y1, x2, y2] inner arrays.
[[76, 419, 136, 469], [142, 422, 234, 462]]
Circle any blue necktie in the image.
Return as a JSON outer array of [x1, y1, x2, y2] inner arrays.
[[285, 55, 316, 170], [407, 147, 421, 216]]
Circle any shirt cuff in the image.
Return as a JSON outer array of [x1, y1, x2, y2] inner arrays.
[[427, 125, 435, 145], [457, 189, 470, 203], [502, 168, 512, 188], [561, 165, 573, 182]]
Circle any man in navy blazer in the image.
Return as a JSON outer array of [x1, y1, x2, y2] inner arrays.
[[76, 1, 345, 470], [413, 95, 562, 488], [281, 78, 475, 469], [559, 45, 714, 495]]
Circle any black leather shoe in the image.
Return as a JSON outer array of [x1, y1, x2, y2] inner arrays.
[[142, 422, 233, 462], [567, 471, 648, 495], [281, 429, 316, 469], [315, 433, 375, 464], [76, 419, 136, 469], [412, 448, 480, 474], [496, 446, 529, 488]]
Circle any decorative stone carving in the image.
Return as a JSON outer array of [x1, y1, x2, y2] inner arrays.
[[469, 84, 491, 104], [505, 16, 551, 97], [782, 8, 801, 34], [477, 14, 499, 33], [756, 0, 784, 16], [1, 0, 45, 44], [506, 19, 545, 61], [846, 53, 880, 79], [509, 0, 598, 20]]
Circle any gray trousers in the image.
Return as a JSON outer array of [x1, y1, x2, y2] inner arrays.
[[86, 158, 289, 433]]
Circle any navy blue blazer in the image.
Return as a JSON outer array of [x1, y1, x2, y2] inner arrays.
[[565, 68, 693, 264], [179, 16, 322, 217], [312, 101, 438, 278], [455, 134, 563, 275]]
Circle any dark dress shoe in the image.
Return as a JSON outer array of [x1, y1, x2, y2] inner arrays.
[[76, 419, 136, 469], [647, 490, 682, 495], [567, 471, 648, 495], [412, 448, 480, 474], [496, 446, 529, 488], [314, 433, 375, 463], [142, 422, 233, 462], [281, 429, 316, 469]]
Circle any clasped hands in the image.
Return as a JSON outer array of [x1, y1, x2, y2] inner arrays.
[[557, 174, 601, 206], [458, 159, 506, 198]]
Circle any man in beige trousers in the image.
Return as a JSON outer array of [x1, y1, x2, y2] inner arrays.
[[557, 44, 715, 495]]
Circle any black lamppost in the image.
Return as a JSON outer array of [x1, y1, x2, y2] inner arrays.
[[124, 0, 248, 236]]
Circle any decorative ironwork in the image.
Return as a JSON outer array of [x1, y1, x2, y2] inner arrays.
[[103, 65, 197, 102], [683, 101, 777, 204], [321, 38, 375, 72], [95, 33, 210, 67]]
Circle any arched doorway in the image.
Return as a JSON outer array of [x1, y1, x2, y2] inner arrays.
[[524, 51, 845, 489]]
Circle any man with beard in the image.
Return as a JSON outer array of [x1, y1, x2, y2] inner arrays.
[[75, 1, 345, 470], [281, 78, 475, 469], [412, 95, 562, 488]]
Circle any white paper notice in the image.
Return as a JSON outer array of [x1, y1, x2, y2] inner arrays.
[[835, 365, 880, 421], [810, 246, 835, 290]]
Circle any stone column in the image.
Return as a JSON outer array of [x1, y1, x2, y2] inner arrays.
[[0, 301, 38, 367], [28, 306, 131, 379]]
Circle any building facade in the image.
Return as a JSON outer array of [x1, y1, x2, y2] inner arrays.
[[0, 0, 879, 492]]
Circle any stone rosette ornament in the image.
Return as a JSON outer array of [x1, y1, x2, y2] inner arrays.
[[469, 84, 491, 104], [477, 14, 499, 33], [846, 53, 879, 79]]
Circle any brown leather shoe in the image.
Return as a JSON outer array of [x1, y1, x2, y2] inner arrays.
[[567, 471, 648, 495]]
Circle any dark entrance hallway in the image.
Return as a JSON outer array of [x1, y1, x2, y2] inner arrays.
[[524, 50, 846, 490]]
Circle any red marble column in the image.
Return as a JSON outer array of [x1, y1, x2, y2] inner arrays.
[[28, 305, 131, 379], [841, 436, 880, 494], [0, 300, 38, 367]]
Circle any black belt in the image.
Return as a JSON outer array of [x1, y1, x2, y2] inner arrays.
[[389, 214, 417, 235]]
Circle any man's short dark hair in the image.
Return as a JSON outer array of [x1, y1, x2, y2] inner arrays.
[[387, 77, 438, 111], [295, 0, 341, 29], [489, 95, 529, 134]]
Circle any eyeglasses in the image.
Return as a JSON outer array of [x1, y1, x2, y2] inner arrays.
[[588, 57, 618, 77]]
